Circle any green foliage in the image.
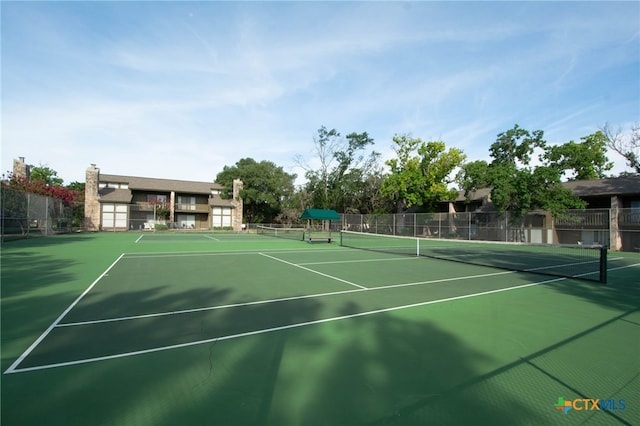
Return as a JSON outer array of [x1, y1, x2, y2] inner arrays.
[[154, 224, 169, 231], [216, 158, 297, 223], [29, 165, 64, 186], [298, 126, 386, 214], [381, 135, 466, 212], [545, 131, 613, 180], [212, 226, 234, 231], [456, 160, 490, 199], [459, 125, 588, 217]]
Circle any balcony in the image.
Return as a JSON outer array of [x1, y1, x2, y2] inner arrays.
[[175, 203, 209, 213]]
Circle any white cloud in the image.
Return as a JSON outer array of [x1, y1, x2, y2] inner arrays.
[[2, 1, 638, 185]]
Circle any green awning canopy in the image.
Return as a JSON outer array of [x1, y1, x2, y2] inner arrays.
[[300, 209, 341, 220]]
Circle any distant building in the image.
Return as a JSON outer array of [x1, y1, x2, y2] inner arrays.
[[443, 175, 640, 251], [84, 165, 243, 231]]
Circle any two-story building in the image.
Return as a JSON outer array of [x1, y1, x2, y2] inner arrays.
[[84, 164, 243, 231]]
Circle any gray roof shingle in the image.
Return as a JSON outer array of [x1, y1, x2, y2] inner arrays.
[[99, 174, 223, 194]]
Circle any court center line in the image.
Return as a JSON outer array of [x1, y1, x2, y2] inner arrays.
[[3, 253, 127, 375], [7, 275, 567, 374], [259, 252, 368, 290]]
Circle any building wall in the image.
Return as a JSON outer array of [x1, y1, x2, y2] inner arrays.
[[82, 165, 244, 231], [84, 165, 101, 231], [232, 179, 244, 230], [12, 157, 30, 179]]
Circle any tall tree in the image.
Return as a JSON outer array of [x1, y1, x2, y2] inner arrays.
[[296, 126, 383, 212], [30, 165, 64, 186], [601, 122, 640, 174], [459, 125, 586, 216], [381, 135, 466, 212], [545, 131, 613, 180], [215, 158, 297, 223]]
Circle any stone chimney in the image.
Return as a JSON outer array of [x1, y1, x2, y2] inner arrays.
[[232, 179, 244, 231], [12, 157, 30, 180], [84, 164, 101, 231]]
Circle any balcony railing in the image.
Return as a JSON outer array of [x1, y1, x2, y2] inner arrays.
[[175, 203, 209, 213], [130, 202, 209, 213]]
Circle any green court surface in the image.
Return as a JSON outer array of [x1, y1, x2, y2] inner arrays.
[[1, 231, 639, 425]]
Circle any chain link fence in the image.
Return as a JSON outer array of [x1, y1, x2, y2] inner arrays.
[[0, 186, 76, 241], [341, 209, 640, 252]]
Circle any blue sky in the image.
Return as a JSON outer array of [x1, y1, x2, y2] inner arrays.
[[2, 1, 639, 186]]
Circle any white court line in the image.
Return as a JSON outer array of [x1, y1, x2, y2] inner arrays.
[[122, 247, 346, 258], [299, 257, 421, 266], [7, 275, 567, 374], [259, 252, 368, 290], [8, 256, 637, 374], [135, 234, 144, 243], [55, 260, 638, 329], [204, 235, 220, 241], [57, 269, 515, 328], [3, 253, 126, 375]]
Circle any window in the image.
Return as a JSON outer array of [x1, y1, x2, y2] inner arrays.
[[102, 204, 128, 228], [631, 201, 640, 223], [212, 207, 232, 227], [177, 196, 196, 211], [147, 194, 167, 203]]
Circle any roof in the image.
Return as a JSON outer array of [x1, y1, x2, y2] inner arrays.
[[98, 188, 132, 203], [300, 209, 342, 220], [99, 173, 222, 194], [451, 175, 640, 203], [561, 176, 640, 197], [454, 187, 492, 202]]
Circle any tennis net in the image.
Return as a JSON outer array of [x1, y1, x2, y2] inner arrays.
[[340, 231, 607, 283], [257, 225, 306, 241]]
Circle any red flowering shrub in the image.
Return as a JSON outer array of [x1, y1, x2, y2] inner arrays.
[[2, 173, 80, 206]]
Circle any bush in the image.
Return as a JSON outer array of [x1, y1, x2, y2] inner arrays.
[[154, 224, 169, 231]]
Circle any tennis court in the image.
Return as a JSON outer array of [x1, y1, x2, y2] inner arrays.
[[2, 231, 639, 425]]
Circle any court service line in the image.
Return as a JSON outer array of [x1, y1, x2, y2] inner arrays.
[[56, 261, 640, 329], [299, 257, 422, 266], [9, 262, 635, 374], [259, 252, 368, 290], [3, 253, 127, 375], [58, 269, 515, 328], [122, 247, 346, 258], [7, 275, 567, 374]]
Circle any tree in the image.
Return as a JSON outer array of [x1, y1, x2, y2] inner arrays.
[[601, 122, 640, 174], [296, 126, 384, 213], [381, 134, 466, 212], [66, 181, 86, 228], [545, 131, 613, 180], [458, 125, 585, 217], [30, 165, 64, 186], [215, 158, 297, 223], [2, 172, 79, 205]]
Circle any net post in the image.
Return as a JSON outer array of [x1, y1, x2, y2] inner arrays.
[[599, 246, 607, 284], [416, 237, 419, 257]]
